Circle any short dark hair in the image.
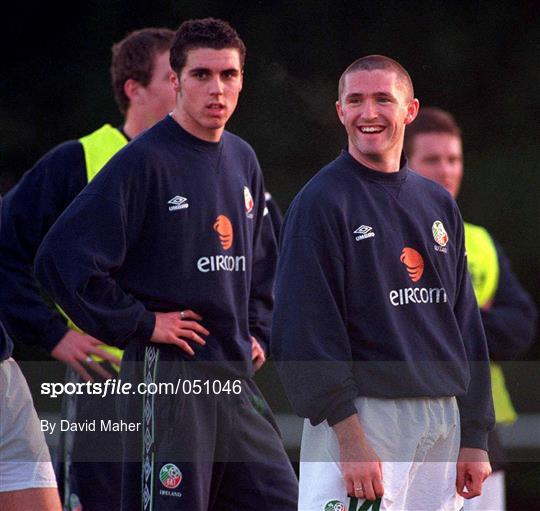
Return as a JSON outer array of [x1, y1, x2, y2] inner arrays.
[[338, 55, 414, 101], [111, 27, 174, 115], [404, 107, 462, 156], [170, 18, 246, 74]]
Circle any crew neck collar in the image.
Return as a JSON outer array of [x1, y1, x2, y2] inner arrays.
[[340, 150, 408, 182], [165, 113, 223, 149]]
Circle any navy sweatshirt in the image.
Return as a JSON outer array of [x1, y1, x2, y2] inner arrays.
[[35, 116, 275, 375], [0, 138, 96, 352], [272, 150, 494, 450], [0, 196, 14, 361], [481, 241, 537, 361]]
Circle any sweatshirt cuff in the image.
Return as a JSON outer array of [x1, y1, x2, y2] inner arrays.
[[326, 399, 358, 427], [41, 320, 70, 353], [460, 428, 489, 451], [129, 310, 156, 343]]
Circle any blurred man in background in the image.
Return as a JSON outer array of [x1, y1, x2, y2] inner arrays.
[[405, 106, 537, 510], [0, 27, 176, 511]]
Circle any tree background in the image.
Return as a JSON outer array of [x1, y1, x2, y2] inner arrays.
[[2, 1, 539, 506]]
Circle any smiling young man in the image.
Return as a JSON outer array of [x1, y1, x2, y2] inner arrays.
[[272, 56, 494, 510], [405, 107, 537, 511], [34, 18, 297, 511]]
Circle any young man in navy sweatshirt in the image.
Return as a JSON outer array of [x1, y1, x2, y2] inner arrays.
[[272, 56, 494, 511], [35, 18, 297, 511]]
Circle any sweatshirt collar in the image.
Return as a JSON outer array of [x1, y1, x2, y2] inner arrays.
[[340, 149, 409, 183], [165, 114, 223, 151]]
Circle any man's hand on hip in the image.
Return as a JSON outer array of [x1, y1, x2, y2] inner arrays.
[[456, 447, 492, 499], [51, 329, 121, 382], [333, 414, 384, 502], [251, 336, 266, 372], [151, 310, 209, 356]]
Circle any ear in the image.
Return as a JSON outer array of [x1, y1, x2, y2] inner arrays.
[[238, 69, 244, 93], [336, 100, 345, 125], [124, 78, 143, 105], [171, 72, 181, 93], [404, 98, 420, 125]]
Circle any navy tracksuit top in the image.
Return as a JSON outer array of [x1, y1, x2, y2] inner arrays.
[[35, 116, 276, 376], [272, 150, 495, 450]]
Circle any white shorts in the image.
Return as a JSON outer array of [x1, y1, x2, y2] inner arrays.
[[299, 396, 463, 511], [0, 358, 57, 492]]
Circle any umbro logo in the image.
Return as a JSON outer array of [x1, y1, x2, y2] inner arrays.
[[168, 196, 189, 211], [354, 225, 375, 241]]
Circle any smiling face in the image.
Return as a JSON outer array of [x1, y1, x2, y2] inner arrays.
[[171, 47, 243, 142], [336, 69, 419, 172], [408, 132, 463, 198]]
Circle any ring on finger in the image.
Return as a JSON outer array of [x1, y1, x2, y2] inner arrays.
[[84, 356, 93, 363], [180, 311, 185, 319], [354, 485, 363, 493]]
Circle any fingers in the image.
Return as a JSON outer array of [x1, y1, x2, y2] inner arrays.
[[345, 477, 354, 498], [361, 480, 377, 502], [90, 346, 122, 366], [55, 331, 120, 380], [152, 310, 210, 354], [252, 343, 266, 371], [343, 462, 384, 503], [353, 482, 365, 500], [83, 357, 115, 380], [457, 464, 482, 499], [458, 483, 474, 499], [87, 335, 107, 345], [177, 329, 207, 346], [171, 338, 195, 356], [373, 475, 385, 499], [348, 479, 380, 502], [252, 353, 265, 372], [458, 466, 485, 499], [179, 320, 210, 337], [179, 309, 203, 321], [455, 465, 466, 497], [463, 477, 482, 499], [251, 337, 266, 371], [174, 312, 208, 351], [70, 360, 93, 383]]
